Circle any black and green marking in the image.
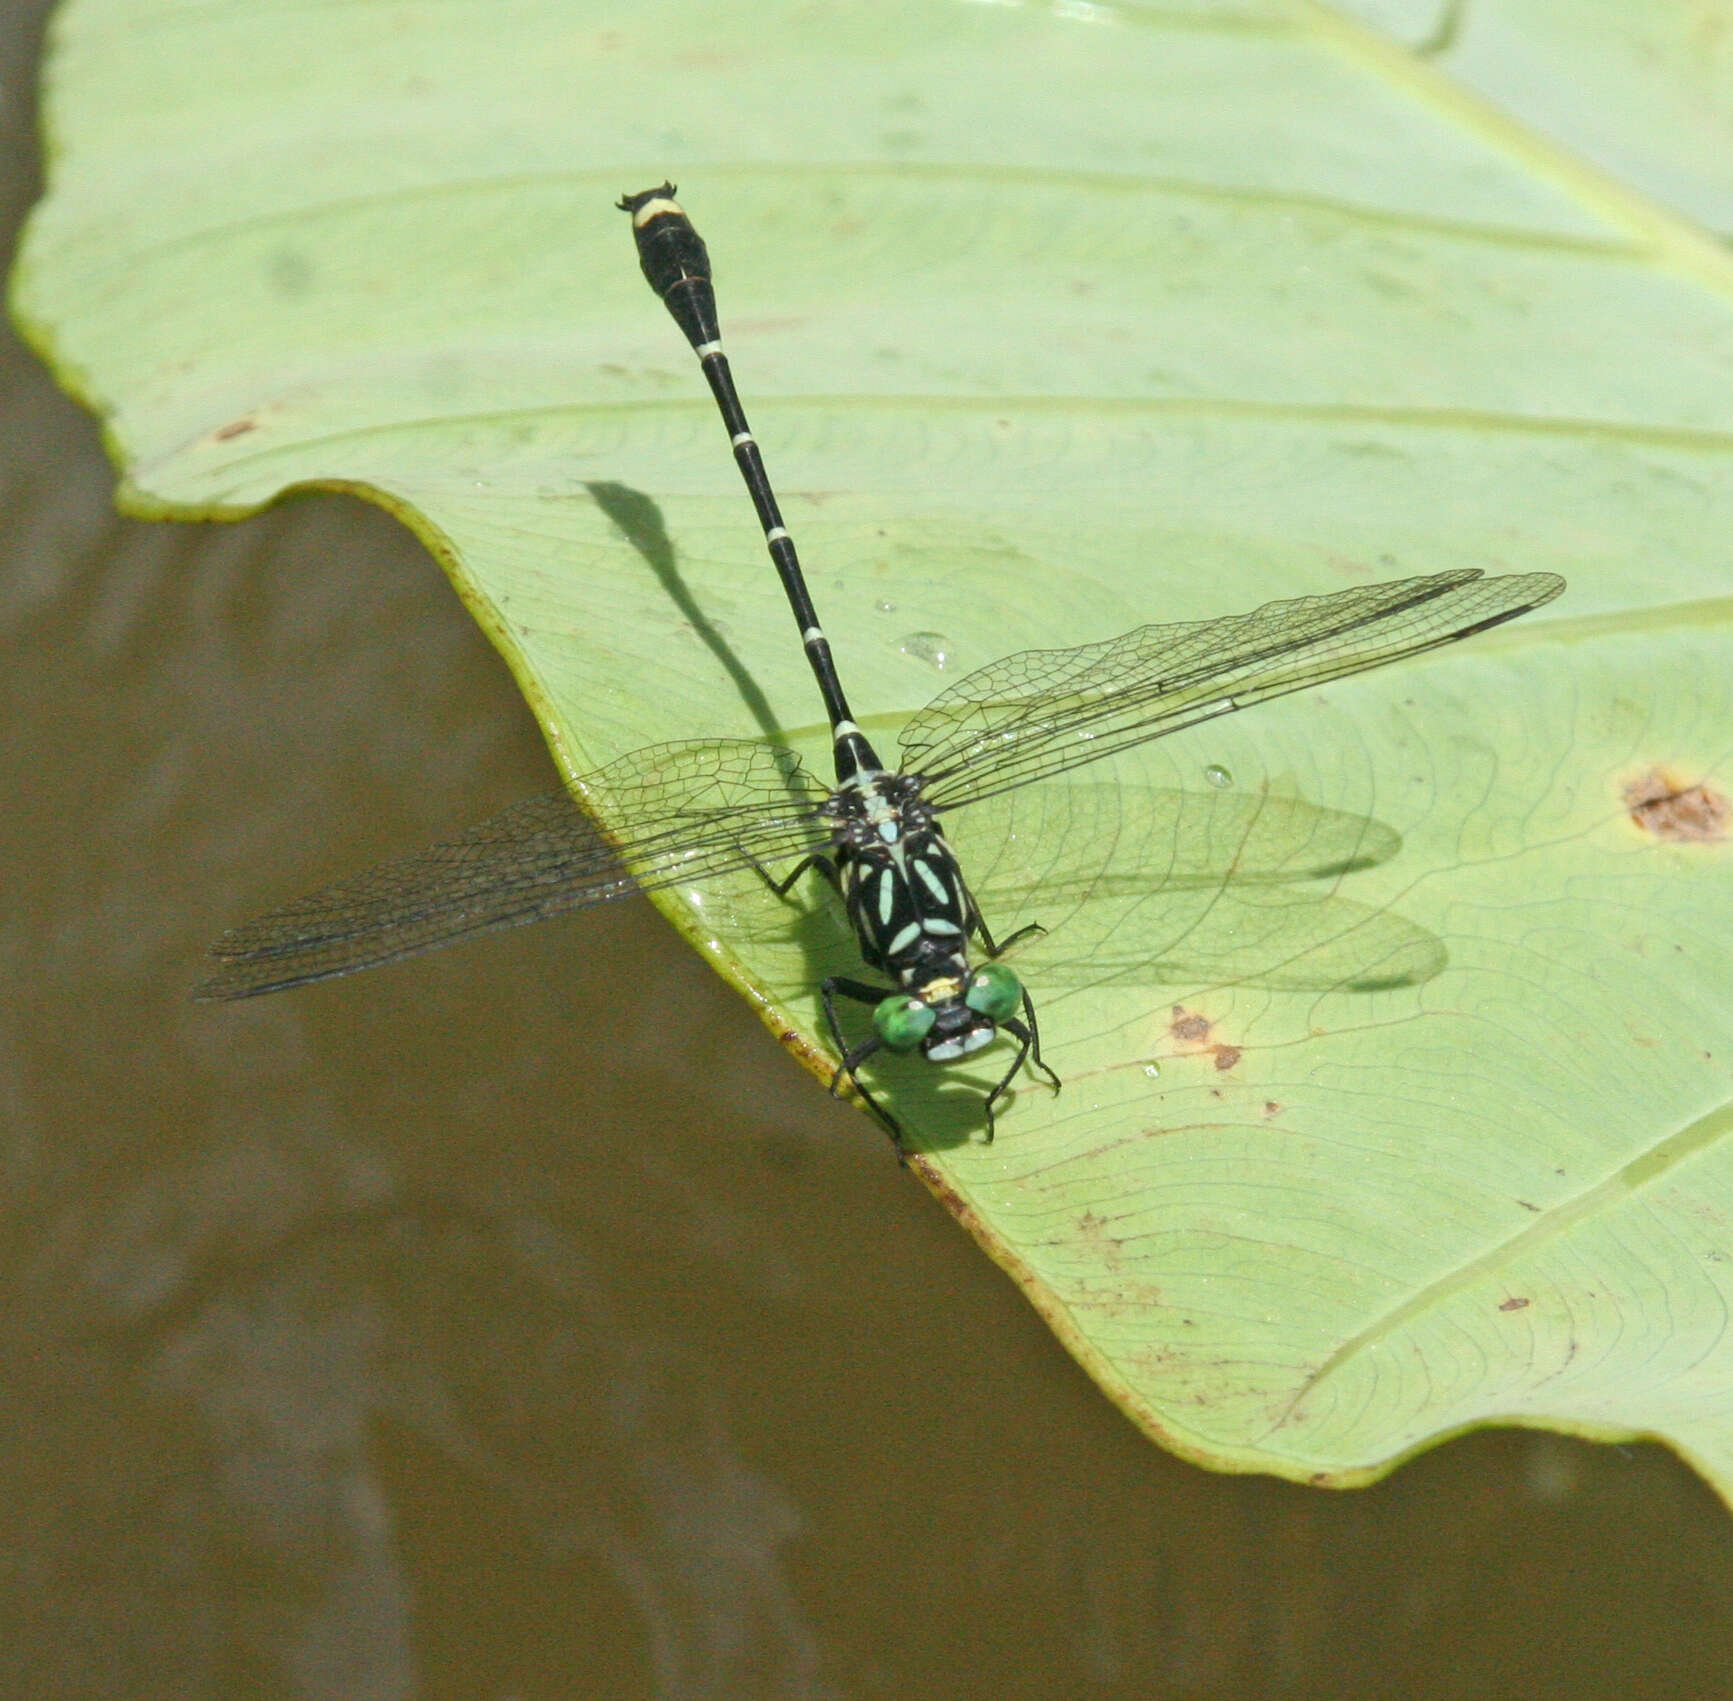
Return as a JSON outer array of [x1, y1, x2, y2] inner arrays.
[[618, 184, 1055, 1133]]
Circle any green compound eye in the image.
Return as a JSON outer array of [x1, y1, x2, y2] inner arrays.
[[964, 961, 1022, 1022], [873, 994, 937, 1052]]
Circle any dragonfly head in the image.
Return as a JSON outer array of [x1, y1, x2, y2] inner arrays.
[[872, 962, 1023, 1064]]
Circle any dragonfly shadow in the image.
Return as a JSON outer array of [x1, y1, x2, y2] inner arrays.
[[963, 781, 1450, 998], [585, 481, 784, 745]]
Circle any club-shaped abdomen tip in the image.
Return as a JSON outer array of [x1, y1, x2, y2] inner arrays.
[[617, 183, 718, 348]]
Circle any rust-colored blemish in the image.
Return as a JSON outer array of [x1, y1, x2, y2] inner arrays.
[[1624, 768, 1728, 843], [1169, 1005, 1212, 1043], [1499, 1296, 1530, 1313], [213, 417, 257, 440], [1075, 1210, 1127, 1272], [1170, 1006, 1243, 1071], [1263, 1101, 1282, 1118], [924, 1171, 970, 1217]]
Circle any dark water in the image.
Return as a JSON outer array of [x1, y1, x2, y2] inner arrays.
[[4, 7, 1733, 1695]]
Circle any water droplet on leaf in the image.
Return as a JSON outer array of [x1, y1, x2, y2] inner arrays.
[[898, 631, 952, 671]]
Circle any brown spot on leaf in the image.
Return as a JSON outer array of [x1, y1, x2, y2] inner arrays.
[[1171, 1005, 1242, 1071], [1263, 1101, 1282, 1117], [1076, 1211, 1127, 1272], [1499, 1296, 1530, 1313], [1625, 769, 1728, 843], [213, 417, 257, 440], [1170, 1005, 1212, 1044]]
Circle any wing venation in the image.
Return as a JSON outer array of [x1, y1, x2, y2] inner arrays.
[[905, 570, 1565, 811], [196, 739, 828, 997]]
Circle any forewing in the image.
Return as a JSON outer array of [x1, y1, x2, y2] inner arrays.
[[905, 569, 1565, 811], [195, 738, 829, 998]]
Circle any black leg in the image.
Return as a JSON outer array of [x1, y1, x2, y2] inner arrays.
[[1019, 989, 1063, 1092], [971, 906, 1046, 960], [824, 975, 895, 1007], [987, 920, 1046, 958], [742, 847, 838, 900], [820, 976, 906, 1153], [980, 1019, 1036, 1142], [976, 991, 1063, 1143]]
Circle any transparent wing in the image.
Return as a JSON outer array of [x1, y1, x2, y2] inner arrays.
[[904, 569, 1565, 812], [195, 739, 830, 998]]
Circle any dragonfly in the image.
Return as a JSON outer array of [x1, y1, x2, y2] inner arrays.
[[197, 184, 1566, 1142]]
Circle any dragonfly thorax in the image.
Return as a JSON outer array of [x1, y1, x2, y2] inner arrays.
[[823, 768, 926, 845], [822, 767, 1025, 1067], [825, 771, 976, 978]]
